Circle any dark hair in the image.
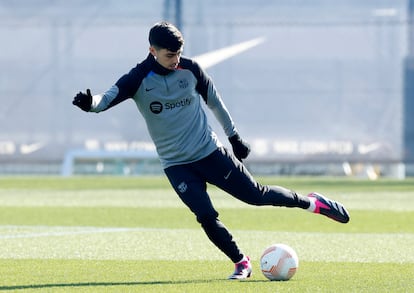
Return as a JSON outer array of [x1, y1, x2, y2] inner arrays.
[[149, 21, 184, 52]]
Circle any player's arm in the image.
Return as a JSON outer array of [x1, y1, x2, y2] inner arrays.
[[206, 82, 251, 161], [72, 84, 131, 113], [73, 55, 151, 113], [188, 58, 250, 161], [73, 81, 133, 113]]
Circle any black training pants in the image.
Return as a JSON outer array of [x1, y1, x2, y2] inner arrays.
[[164, 147, 309, 263]]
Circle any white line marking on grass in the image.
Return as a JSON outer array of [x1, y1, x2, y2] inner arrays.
[[0, 225, 190, 240], [0, 226, 138, 239], [1, 190, 413, 211], [0, 225, 412, 264]]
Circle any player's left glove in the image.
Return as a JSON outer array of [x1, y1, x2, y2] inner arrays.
[[229, 133, 250, 162]]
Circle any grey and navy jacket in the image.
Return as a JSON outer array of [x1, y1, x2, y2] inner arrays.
[[90, 53, 237, 168]]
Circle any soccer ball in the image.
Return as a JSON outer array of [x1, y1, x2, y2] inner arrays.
[[260, 243, 299, 281]]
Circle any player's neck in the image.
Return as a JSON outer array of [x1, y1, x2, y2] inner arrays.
[[150, 55, 175, 75]]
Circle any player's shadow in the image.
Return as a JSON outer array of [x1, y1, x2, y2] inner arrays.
[[0, 279, 268, 291]]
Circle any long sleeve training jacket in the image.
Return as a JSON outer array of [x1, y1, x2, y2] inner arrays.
[[90, 54, 237, 168]]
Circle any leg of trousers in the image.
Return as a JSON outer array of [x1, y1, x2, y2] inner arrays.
[[164, 159, 243, 263], [198, 147, 310, 208], [164, 147, 310, 263]]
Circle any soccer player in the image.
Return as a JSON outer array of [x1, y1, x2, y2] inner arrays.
[[72, 21, 350, 280]]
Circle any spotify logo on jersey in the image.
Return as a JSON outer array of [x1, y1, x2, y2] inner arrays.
[[150, 101, 163, 114]]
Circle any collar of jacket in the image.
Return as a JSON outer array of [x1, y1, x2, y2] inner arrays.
[[147, 54, 175, 76]]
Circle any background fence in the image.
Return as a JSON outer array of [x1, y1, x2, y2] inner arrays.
[[0, 0, 412, 177]]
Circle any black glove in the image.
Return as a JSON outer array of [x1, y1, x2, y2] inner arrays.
[[72, 89, 92, 112], [228, 133, 250, 161]]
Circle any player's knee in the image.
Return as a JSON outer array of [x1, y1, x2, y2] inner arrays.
[[238, 184, 270, 206], [197, 212, 219, 227]]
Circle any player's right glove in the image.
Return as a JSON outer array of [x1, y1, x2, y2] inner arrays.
[[229, 133, 251, 162], [72, 89, 92, 112]]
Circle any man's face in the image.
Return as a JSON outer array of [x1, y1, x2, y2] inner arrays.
[[150, 46, 182, 70]]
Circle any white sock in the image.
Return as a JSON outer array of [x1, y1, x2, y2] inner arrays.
[[236, 255, 247, 264], [307, 196, 316, 212]]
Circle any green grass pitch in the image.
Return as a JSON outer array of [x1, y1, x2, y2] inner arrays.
[[0, 176, 413, 292]]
